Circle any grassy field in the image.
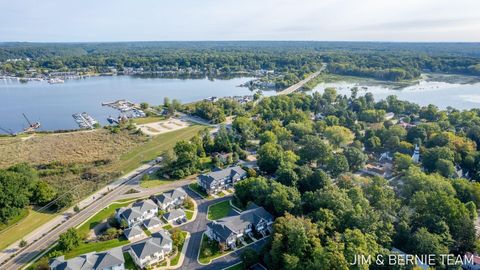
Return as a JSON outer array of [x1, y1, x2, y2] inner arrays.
[[207, 200, 233, 220], [107, 125, 205, 173], [140, 178, 174, 188], [0, 129, 145, 168], [132, 116, 166, 125], [0, 208, 57, 250]]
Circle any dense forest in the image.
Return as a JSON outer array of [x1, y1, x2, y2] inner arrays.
[[159, 89, 480, 269], [1, 41, 479, 83]]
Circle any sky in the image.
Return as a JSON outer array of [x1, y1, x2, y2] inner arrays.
[[0, 0, 479, 42]]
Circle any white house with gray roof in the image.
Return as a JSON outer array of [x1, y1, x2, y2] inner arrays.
[[50, 247, 125, 270], [198, 166, 247, 194], [128, 230, 173, 268], [162, 208, 186, 223], [153, 188, 187, 210], [205, 204, 273, 249], [115, 199, 158, 228], [124, 225, 146, 241]]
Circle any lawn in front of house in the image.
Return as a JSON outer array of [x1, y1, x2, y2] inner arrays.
[[198, 234, 227, 264], [207, 200, 233, 220], [65, 237, 130, 259], [189, 182, 208, 198], [170, 231, 188, 266], [123, 252, 140, 270], [185, 210, 194, 220]]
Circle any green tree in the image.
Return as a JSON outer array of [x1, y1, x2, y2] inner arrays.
[[324, 126, 354, 147], [58, 228, 81, 252]]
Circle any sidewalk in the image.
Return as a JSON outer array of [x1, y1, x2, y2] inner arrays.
[[0, 163, 153, 265]]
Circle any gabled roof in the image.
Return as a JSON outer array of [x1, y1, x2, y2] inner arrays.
[[151, 230, 173, 248], [143, 217, 162, 228], [117, 199, 158, 221], [155, 188, 187, 205], [124, 225, 144, 238], [163, 209, 186, 221], [119, 207, 142, 221], [207, 206, 273, 242], [130, 230, 172, 260], [132, 199, 158, 213], [198, 166, 247, 186], [49, 247, 124, 270], [93, 247, 124, 269]]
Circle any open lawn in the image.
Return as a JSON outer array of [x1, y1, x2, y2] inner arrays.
[[189, 182, 209, 198], [198, 234, 227, 264], [107, 125, 204, 174], [140, 178, 175, 188], [208, 200, 233, 220], [65, 237, 130, 259], [0, 208, 57, 250], [132, 116, 166, 125], [77, 200, 133, 238]]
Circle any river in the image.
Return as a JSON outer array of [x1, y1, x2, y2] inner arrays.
[[0, 76, 260, 133], [311, 79, 480, 111]]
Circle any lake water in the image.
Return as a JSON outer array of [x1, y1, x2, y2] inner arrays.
[[0, 76, 260, 133], [2, 75, 480, 134], [312, 79, 480, 111]]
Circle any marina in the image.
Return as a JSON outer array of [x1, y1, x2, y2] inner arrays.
[[72, 112, 98, 129], [0, 76, 259, 133]]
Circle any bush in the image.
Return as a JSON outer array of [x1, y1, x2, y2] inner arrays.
[[19, 239, 27, 248]]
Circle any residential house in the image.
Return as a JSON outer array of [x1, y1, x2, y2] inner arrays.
[[162, 209, 186, 223], [153, 188, 187, 210], [50, 247, 125, 270], [198, 166, 247, 194], [115, 199, 158, 228], [143, 217, 163, 232], [129, 230, 173, 269], [124, 225, 145, 241], [205, 204, 273, 249]]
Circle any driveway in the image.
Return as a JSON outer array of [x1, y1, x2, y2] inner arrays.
[[178, 188, 268, 270]]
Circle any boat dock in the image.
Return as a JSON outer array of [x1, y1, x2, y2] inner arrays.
[[102, 99, 146, 119], [72, 112, 98, 129]]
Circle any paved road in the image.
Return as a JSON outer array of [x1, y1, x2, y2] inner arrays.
[[0, 167, 190, 270], [179, 189, 268, 270], [277, 64, 326, 96]]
